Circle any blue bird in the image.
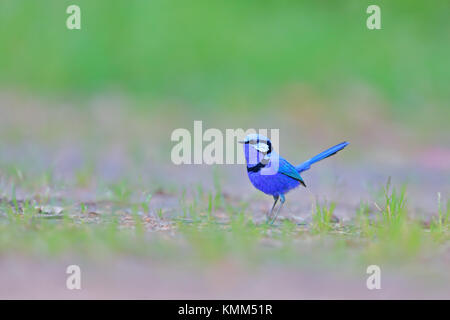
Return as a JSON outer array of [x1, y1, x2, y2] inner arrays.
[[239, 134, 349, 224]]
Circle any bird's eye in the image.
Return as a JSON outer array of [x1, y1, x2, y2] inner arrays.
[[249, 139, 257, 144]]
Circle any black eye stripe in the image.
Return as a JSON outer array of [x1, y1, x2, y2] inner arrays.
[[266, 139, 272, 153], [247, 162, 267, 173]]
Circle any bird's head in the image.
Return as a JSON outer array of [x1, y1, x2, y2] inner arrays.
[[239, 134, 272, 165]]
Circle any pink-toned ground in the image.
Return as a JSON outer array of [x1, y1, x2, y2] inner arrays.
[[1, 255, 449, 299], [0, 93, 449, 300]]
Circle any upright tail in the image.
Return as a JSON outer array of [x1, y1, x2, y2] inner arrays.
[[295, 141, 349, 173]]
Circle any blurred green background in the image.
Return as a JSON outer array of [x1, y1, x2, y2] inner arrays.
[[0, 0, 448, 120], [0, 2, 449, 300]]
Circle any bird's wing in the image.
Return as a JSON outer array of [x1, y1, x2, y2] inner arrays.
[[278, 157, 306, 187]]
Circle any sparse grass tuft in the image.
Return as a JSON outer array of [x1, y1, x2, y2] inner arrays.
[[108, 180, 133, 204], [311, 200, 336, 234], [429, 192, 450, 240], [376, 179, 408, 227]]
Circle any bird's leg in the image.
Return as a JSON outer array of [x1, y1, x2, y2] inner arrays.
[[267, 195, 279, 222], [269, 194, 285, 225]]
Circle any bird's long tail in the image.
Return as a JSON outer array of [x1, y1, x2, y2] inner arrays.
[[295, 141, 349, 173]]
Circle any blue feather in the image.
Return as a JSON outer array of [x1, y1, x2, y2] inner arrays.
[[296, 141, 349, 173], [278, 157, 306, 187]]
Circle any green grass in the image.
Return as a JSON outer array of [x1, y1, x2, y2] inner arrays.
[[1, 0, 449, 118], [0, 178, 448, 270], [311, 200, 336, 234], [430, 192, 450, 240]]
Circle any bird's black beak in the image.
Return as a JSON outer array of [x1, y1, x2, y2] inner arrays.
[[238, 140, 245, 144]]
